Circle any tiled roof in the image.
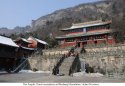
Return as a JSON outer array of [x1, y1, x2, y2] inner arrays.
[[61, 20, 112, 31], [56, 30, 112, 39], [35, 38, 48, 45]]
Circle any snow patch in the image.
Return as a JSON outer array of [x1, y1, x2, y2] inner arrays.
[[73, 72, 104, 77], [19, 70, 51, 73]]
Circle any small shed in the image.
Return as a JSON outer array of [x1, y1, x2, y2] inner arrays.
[[35, 38, 48, 49], [14, 37, 36, 57], [14, 37, 32, 47], [19, 46, 36, 56], [27, 36, 48, 49], [0, 35, 19, 58], [0, 36, 19, 72]]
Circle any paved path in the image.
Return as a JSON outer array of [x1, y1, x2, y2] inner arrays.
[[0, 73, 125, 83]]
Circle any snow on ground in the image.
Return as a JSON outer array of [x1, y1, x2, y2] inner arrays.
[[73, 71, 104, 77], [0, 70, 51, 74], [19, 70, 51, 73], [0, 71, 6, 73]]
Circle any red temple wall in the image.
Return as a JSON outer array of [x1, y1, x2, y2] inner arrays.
[[107, 38, 115, 44], [59, 35, 115, 48], [87, 40, 94, 44], [66, 32, 84, 36], [97, 40, 105, 44], [60, 42, 76, 48], [60, 38, 115, 48]]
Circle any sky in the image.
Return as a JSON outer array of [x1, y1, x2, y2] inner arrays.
[[0, 0, 100, 29]]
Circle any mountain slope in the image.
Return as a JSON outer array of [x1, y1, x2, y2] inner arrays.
[[1, 0, 125, 39], [31, 0, 125, 40], [31, 1, 113, 39], [32, 1, 112, 27], [0, 26, 31, 36]]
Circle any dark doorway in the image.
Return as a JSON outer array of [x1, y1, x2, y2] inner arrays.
[[94, 41, 97, 45], [77, 42, 80, 47], [82, 42, 87, 47]]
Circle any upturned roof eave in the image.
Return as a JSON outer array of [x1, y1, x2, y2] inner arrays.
[[61, 21, 112, 31], [56, 31, 112, 39]]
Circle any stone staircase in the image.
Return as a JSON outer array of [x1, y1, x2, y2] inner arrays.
[[52, 47, 83, 76], [59, 56, 76, 76]]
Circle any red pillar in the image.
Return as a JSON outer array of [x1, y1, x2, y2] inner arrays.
[[80, 42, 83, 48]]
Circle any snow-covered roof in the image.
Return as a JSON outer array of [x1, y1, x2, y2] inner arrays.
[[27, 37, 33, 41], [35, 38, 48, 45], [27, 37, 48, 45], [14, 38, 32, 44], [21, 38, 32, 43], [0, 36, 19, 47]]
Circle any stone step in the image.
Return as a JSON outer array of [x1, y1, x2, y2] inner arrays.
[[59, 56, 76, 75]]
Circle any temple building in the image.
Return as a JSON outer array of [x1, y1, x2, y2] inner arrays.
[[27, 36, 48, 49], [14, 37, 35, 54], [14, 38, 32, 47], [56, 20, 115, 48]]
